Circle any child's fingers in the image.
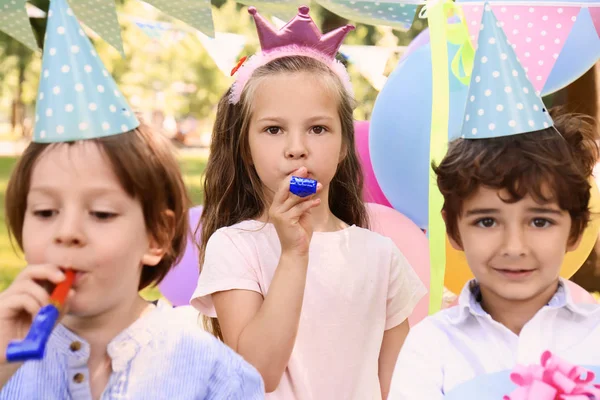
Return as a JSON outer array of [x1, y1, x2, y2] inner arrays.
[[272, 176, 294, 207], [271, 167, 310, 210], [279, 190, 317, 214], [280, 181, 322, 213], [13, 265, 65, 285], [3, 293, 44, 318], [9, 280, 51, 307], [286, 198, 321, 220]]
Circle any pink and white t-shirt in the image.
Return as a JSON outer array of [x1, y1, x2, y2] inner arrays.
[[191, 220, 427, 400]]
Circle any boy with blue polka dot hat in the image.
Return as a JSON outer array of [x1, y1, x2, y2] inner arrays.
[[388, 3, 600, 399], [0, 0, 264, 398]]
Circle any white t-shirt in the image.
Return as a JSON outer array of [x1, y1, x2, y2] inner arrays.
[[389, 279, 600, 400], [192, 220, 427, 400]]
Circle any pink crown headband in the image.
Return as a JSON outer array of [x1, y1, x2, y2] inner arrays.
[[228, 5, 355, 105]]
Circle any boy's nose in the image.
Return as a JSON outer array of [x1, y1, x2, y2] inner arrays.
[[501, 226, 528, 257], [53, 213, 86, 247]]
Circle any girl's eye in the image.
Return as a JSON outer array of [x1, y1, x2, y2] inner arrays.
[[531, 218, 553, 228], [311, 126, 326, 134], [475, 218, 496, 228], [33, 210, 57, 219], [266, 127, 281, 135], [91, 211, 118, 220]]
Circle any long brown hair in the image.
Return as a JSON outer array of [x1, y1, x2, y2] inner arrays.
[[198, 55, 368, 339]]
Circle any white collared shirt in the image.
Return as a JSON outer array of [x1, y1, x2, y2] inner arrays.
[[388, 279, 600, 400]]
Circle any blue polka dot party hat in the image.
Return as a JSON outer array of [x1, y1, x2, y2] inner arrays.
[[460, 3, 553, 139], [33, 0, 139, 143]]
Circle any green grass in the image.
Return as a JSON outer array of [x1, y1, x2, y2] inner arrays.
[[0, 154, 207, 300]]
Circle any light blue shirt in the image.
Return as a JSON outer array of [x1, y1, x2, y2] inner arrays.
[[0, 303, 264, 399]]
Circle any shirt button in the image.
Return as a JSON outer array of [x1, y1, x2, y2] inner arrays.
[[73, 373, 85, 383], [69, 341, 82, 352]]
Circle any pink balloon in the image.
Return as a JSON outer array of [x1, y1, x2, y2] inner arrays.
[[366, 203, 430, 326], [445, 280, 597, 308], [354, 121, 393, 208], [159, 205, 203, 306]]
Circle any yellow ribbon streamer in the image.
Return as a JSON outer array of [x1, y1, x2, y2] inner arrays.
[[447, 5, 475, 85], [424, 0, 473, 314]]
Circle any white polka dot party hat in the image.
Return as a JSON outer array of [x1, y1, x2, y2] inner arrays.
[[460, 3, 553, 139], [33, 0, 139, 143]]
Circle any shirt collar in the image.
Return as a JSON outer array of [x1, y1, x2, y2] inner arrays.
[[450, 278, 598, 324], [49, 301, 169, 371]]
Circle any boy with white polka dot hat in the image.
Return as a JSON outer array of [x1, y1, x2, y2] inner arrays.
[[388, 3, 600, 399], [0, 0, 264, 398]]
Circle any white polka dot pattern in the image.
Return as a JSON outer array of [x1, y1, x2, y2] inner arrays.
[[33, 0, 139, 143], [461, 4, 553, 140], [317, 0, 419, 31], [462, 4, 580, 92]]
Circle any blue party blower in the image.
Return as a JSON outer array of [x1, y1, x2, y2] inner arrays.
[[6, 269, 75, 362], [289, 176, 317, 197]]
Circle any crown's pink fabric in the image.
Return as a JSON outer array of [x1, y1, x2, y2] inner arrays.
[[229, 5, 354, 104], [503, 351, 600, 400]]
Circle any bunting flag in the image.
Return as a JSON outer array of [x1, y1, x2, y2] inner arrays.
[[271, 16, 286, 29], [68, 0, 125, 56], [590, 6, 600, 37], [339, 44, 396, 90], [317, 0, 422, 31], [130, 15, 246, 74], [0, 0, 38, 51], [132, 18, 187, 46], [26, 3, 46, 19], [196, 31, 247, 76], [459, 1, 580, 93], [141, 0, 214, 37], [237, 0, 304, 20]]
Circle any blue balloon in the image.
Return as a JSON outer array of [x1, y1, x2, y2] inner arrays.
[[370, 43, 468, 229], [542, 7, 600, 95]]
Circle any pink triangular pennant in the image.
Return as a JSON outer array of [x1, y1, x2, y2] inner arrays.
[[589, 6, 600, 38], [462, 4, 580, 92]]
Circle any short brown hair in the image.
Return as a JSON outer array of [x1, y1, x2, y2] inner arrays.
[[433, 107, 599, 245], [5, 123, 190, 290]]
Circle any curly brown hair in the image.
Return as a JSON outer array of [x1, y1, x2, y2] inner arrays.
[[198, 55, 369, 339], [433, 107, 599, 246], [5, 124, 190, 290]]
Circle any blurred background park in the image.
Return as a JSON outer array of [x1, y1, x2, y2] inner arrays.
[[0, 0, 425, 297], [0, 0, 599, 300]]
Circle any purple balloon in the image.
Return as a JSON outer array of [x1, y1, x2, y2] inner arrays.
[[403, 29, 430, 61], [158, 205, 203, 306]]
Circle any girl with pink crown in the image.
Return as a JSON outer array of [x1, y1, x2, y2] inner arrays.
[[191, 5, 427, 399]]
